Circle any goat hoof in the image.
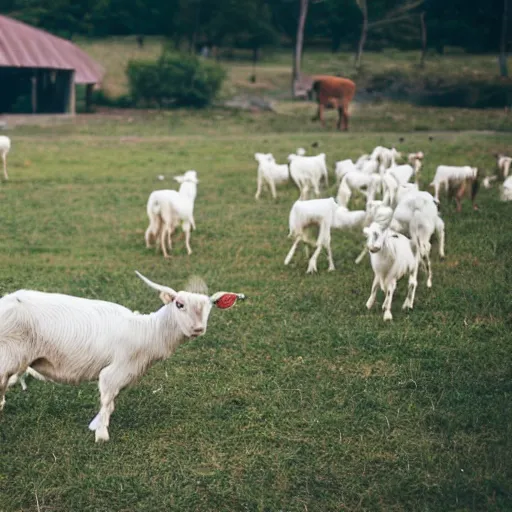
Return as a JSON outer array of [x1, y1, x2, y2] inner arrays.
[[327, 266, 335, 272], [383, 311, 393, 321], [427, 279, 432, 288], [95, 428, 110, 442]]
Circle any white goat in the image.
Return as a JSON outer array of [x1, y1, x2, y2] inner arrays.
[[355, 154, 371, 170], [496, 154, 512, 179], [430, 165, 479, 211], [0, 272, 245, 442], [371, 146, 401, 170], [500, 176, 512, 201], [254, 153, 289, 199], [363, 223, 419, 321], [336, 171, 382, 208], [0, 135, 11, 180], [334, 159, 357, 184], [389, 190, 445, 288], [288, 153, 328, 199], [284, 197, 339, 273], [145, 170, 198, 257], [407, 151, 424, 184], [332, 206, 368, 231], [380, 164, 415, 207]]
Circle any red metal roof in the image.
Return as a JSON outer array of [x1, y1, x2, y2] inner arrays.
[[0, 15, 104, 84]]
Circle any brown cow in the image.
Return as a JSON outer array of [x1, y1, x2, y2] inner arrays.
[[311, 75, 356, 131]]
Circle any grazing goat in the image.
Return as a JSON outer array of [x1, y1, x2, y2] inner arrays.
[[288, 153, 328, 199], [311, 75, 356, 131], [145, 170, 198, 257], [0, 135, 10, 180], [363, 223, 419, 321], [284, 197, 339, 273], [355, 154, 371, 170], [0, 272, 245, 442], [334, 159, 357, 185], [371, 146, 401, 170], [496, 154, 512, 179], [430, 165, 480, 212], [380, 164, 415, 207], [254, 153, 289, 199], [336, 170, 382, 208]]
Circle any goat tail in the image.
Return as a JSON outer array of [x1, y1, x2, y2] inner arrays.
[[150, 198, 162, 217], [337, 176, 352, 207]]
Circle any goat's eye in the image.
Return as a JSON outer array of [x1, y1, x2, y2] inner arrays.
[[176, 301, 184, 310]]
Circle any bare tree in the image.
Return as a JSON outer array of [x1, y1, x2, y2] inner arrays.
[[292, 0, 310, 95], [354, 0, 425, 70], [355, 0, 368, 70], [499, 0, 509, 77], [419, 11, 427, 68]]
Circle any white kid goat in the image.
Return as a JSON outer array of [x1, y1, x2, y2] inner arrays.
[[284, 197, 339, 273], [336, 171, 382, 208], [288, 153, 329, 199], [0, 271, 245, 442], [363, 223, 419, 321], [0, 135, 10, 180], [254, 153, 289, 199], [145, 170, 199, 257]]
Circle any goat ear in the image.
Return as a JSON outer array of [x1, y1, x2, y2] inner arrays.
[[174, 175, 185, 184], [135, 271, 177, 301], [159, 291, 174, 304], [210, 292, 246, 309], [363, 227, 370, 236]]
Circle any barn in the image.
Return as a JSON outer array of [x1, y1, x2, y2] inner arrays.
[[0, 15, 104, 115]]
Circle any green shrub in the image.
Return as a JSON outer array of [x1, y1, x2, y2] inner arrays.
[[127, 52, 226, 108]]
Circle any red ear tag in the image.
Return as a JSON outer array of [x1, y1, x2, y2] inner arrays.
[[215, 293, 238, 309]]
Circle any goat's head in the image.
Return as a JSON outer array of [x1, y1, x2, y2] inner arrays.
[[175, 170, 199, 185], [255, 152, 273, 164], [363, 223, 385, 253], [135, 271, 245, 338]]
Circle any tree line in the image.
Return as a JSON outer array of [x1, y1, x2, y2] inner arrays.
[[0, 0, 509, 68]]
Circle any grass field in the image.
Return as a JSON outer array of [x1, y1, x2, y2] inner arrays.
[[0, 120, 511, 511]]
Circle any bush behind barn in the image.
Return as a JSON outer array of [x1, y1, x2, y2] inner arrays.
[[127, 52, 226, 108]]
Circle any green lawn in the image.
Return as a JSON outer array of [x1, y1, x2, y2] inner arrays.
[[0, 123, 511, 511]]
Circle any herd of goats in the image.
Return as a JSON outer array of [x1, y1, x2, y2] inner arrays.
[[252, 145, 511, 319], [0, 133, 510, 442]]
